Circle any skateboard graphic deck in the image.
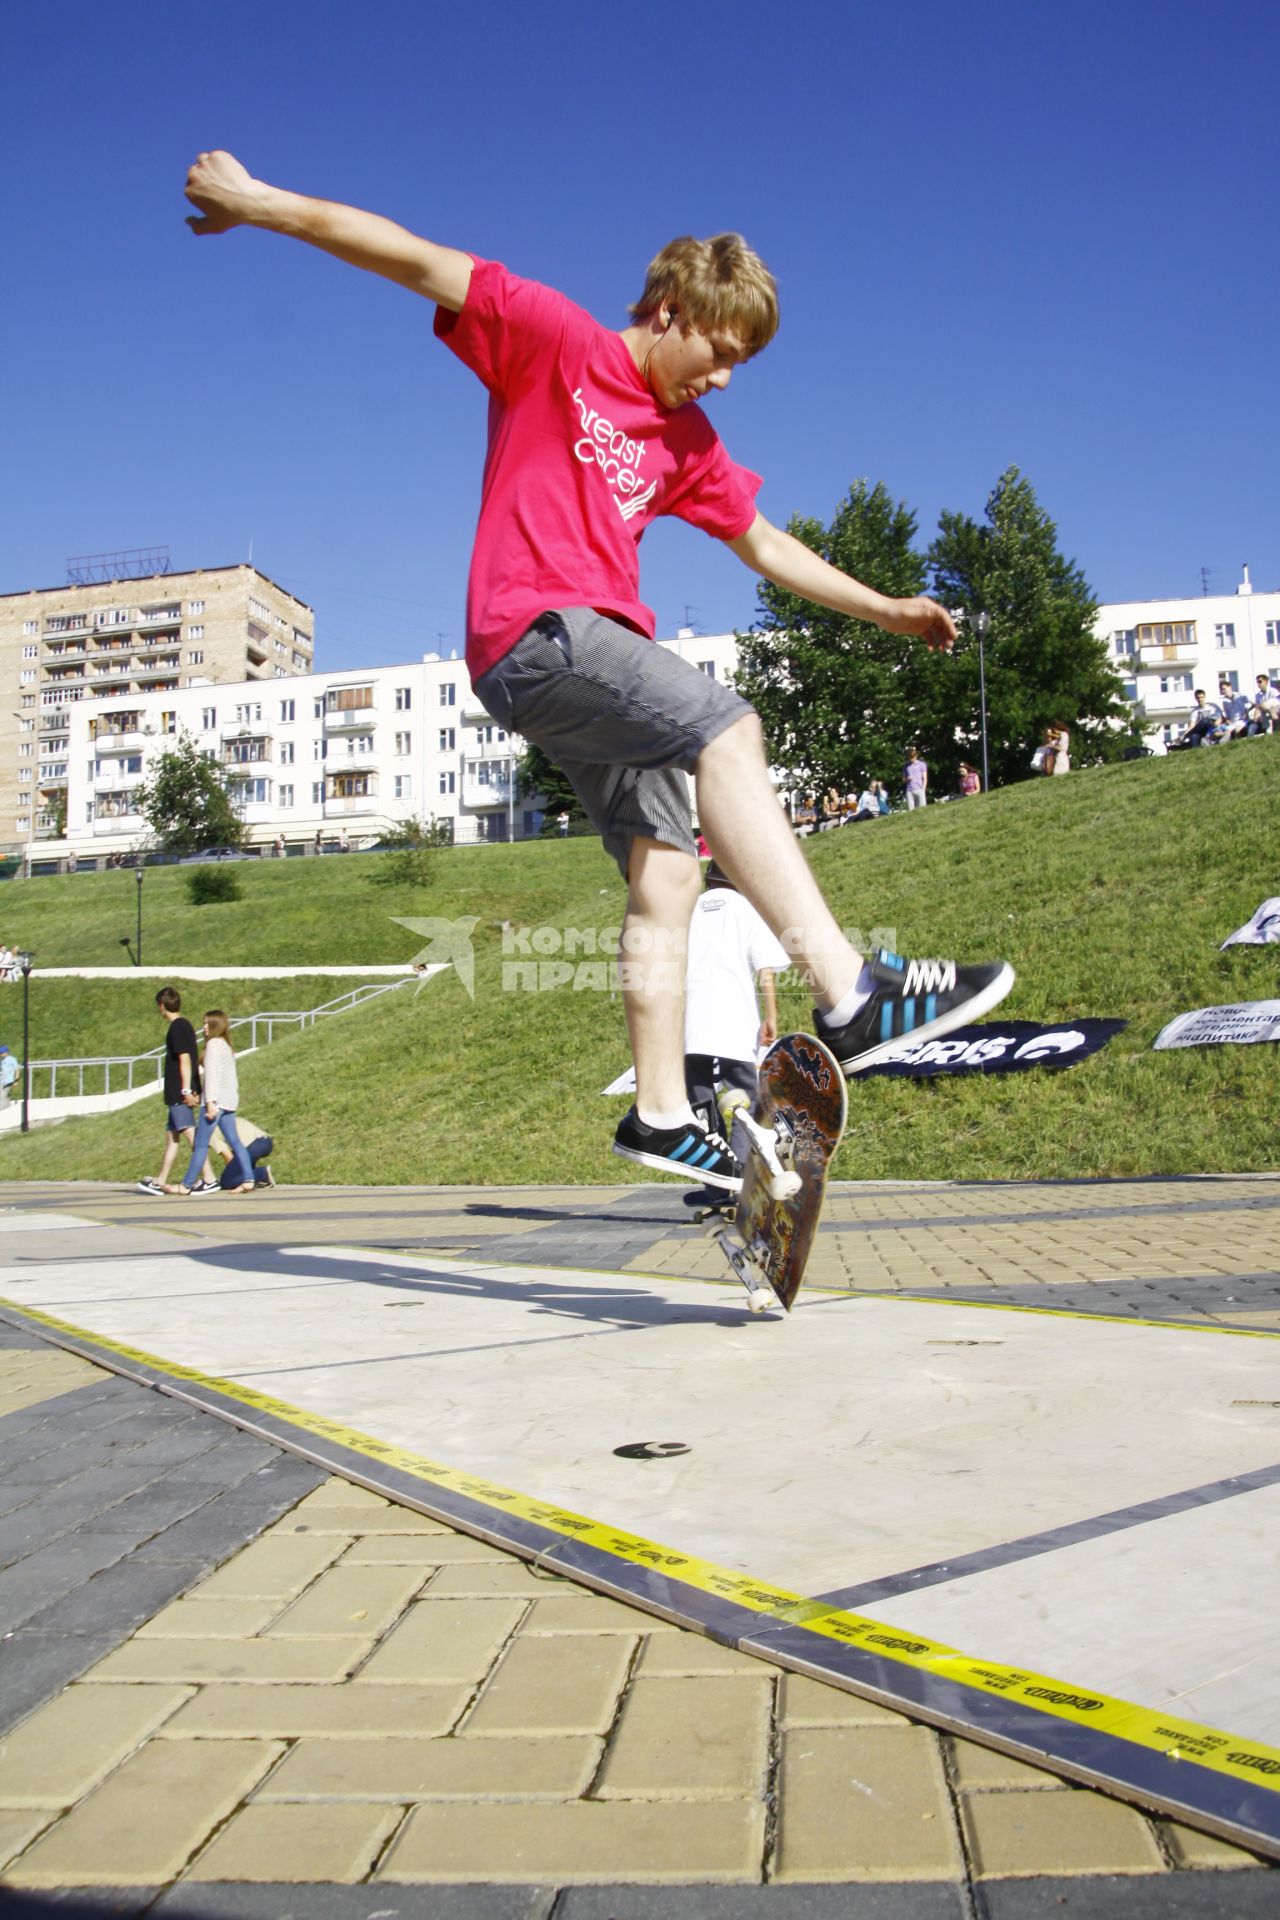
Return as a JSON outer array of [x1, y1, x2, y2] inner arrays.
[[716, 1031, 848, 1312]]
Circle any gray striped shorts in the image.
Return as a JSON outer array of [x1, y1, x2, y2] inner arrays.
[[473, 609, 752, 876]]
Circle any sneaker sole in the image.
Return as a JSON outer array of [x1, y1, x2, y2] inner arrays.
[[611, 1141, 742, 1193], [838, 963, 1017, 1075]]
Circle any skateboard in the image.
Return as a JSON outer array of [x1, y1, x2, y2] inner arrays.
[[715, 1032, 847, 1313]]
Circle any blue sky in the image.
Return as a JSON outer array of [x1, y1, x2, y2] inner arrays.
[[3, 0, 1276, 670]]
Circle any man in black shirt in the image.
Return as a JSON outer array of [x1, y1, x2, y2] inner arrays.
[[136, 987, 213, 1195]]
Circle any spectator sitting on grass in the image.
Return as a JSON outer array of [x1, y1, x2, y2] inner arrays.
[[1218, 678, 1250, 739], [1178, 689, 1224, 748], [1247, 673, 1279, 736]]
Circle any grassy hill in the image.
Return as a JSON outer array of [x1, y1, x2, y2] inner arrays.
[[2, 738, 1278, 1185]]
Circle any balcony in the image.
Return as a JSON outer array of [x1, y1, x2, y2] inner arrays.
[[323, 793, 379, 816], [462, 775, 514, 811], [1137, 645, 1198, 670], [93, 811, 142, 835], [323, 707, 377, 732], [220, 718, 270, 741], [136, 608, 181, 632], [223, 746, 274, 770]]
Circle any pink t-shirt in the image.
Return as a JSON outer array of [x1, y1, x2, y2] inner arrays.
[[434, 259, 762, 680]]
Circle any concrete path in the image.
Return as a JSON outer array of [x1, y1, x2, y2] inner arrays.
[[0, 1176, 1277, 1916]]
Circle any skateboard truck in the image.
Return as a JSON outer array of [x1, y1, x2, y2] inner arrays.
[[735, 1108, 803, 1203], [715, 1227, 782, 1313]]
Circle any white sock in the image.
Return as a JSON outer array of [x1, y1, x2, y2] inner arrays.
[[824, 963, 877, 1029], [639, 1103, 699, 1131]]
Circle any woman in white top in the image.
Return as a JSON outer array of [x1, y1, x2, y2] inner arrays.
[[176, 1010, 255, 1194]]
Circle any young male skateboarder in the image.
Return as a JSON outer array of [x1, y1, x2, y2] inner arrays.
[[184, 151, 1014, 1189]]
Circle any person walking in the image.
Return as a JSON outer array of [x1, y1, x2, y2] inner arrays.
[[137, 988, 214, 1195], [170, 1011, 256, 1195], [183, 149, 1013, 1190], [0, 1044, 18, 1113]]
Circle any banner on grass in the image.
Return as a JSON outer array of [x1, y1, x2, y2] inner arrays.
[[1221, 899, 1280, 949], [862, 1019, 1127, 1079], [1153, 1000, 1280, 1051]]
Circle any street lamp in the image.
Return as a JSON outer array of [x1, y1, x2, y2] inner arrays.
[[17, 951, 32, 1135], [135, 865, 144, 966], [973, 611, 991, 794]]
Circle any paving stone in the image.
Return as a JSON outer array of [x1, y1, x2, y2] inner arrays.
[[978, 1872, 1280, 1919], [0, 1804, 57, 1867], [0, 1533, 137, 1636], [337, 1532, 486, 1565], [773, 1725, 962, 1881], [130, 1481, 326, 1567], [277, 1507, 448, 1535], [182, 1800, 403, 1882], [1158, 1817, 1270, 1869], [462, 1628, 635, 1736], [86, 1636, 374, 1685], [380, 1798, 765, 1883], [136, 1596, 287, 1638], [155, 1885, 556, 1918], [637, 1635, 773, 1677], [0, 1632, 123, 1734], [522, 1593, 676, 1634], [260, 1732, 601, 1801], [778, 1674, 912, 1728], [5, 1737, 284, 1887], [180, 1532, 351, 1600], [596, 1674, 772, 1800], [13, 1558, 200, 1641], [292, 1481, 393, 1511], [0, 1682, 192, 1807], [355, 1598, 525, 1686], [158, 1681, 471, 1741], [961, 1786, 1165, 1877], [558, 1891, 969, 1919], [422, 1560, 560, 1597], [946, 1735, 1065, 1790], [262, 1562, 423, 1639]]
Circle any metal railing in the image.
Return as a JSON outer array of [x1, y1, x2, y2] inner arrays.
[[23, 978, 415, 1102]]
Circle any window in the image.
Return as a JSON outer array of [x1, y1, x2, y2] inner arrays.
[[1112, 630, 1137, 657], [1122, 679, 1139, 701], [187, 624, 204, 641], [313, 739, 327, 761], [1266, 621, 1280, 648], [188, 599, 205, 615], [235, 703, 262, 724], [279, 741, 295, 765], [1137, 621, 1196, 649], [22, 620, 37, 635], [279, 698, 295, 723], [201, 708, 217, 730], [279, 784, 294, 808], [248, 595, 271, 622], [439, 771, 456, 795], [18, 743, 31, 757], [22, 644, 37, 660], [698, 660, 716, 678], [1214, 623, 1236, 650], [21, 695, 35, 708], [396, 687, 412, 711], [326, 685, 374, 711], [395, 732, 411, 755], [394, 775, 411, 799], [17, 768, 31, 782], [19, 670, 35, 684], [312, 781, 324, 805], [1159, 674, 1194, 694], [231, 777, 270, 805], [329, 771, 372, 798], [290, 652, 308, 671], [313, 698, 323, 719], [293, 628, 311, 650], [438, 727, 455, 752], [438, 684, 454, 708], [186, 651, 204, 666], [1221, 670, 1240, 692]]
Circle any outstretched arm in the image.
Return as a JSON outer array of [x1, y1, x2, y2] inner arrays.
[[184, 151, 473, 311], [726, 511, 956, 651]]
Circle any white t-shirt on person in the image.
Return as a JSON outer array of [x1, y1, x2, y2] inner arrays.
[[684, 889, 790, 1063]]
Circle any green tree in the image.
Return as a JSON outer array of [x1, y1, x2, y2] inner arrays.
[[929, 467, 1139, 785], [372, 813, 453, 889], [137, 733, 246, 855], [518, 742, 587, 833], [732, 479, 947, 796]]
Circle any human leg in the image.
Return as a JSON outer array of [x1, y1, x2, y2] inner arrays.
[[216, 1112, 256, 1189], [178, 1112, 218, 1191]]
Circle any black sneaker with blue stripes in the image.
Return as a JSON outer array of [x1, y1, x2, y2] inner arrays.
[[814, 949, 1015, 1075], [612, 1107, 743, 1192]]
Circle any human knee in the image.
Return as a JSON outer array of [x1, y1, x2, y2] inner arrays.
[[696, 710, 766, 776]]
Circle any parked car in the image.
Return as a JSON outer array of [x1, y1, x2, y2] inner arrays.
[[178, 845, 255, 864]]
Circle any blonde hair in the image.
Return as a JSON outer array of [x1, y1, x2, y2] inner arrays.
[[630, 234, 779, 356], [202, 1009, 232, 1045]]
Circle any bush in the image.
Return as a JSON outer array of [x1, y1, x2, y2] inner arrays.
[[187, 866, 243, 906]]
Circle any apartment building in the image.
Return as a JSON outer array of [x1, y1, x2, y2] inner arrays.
[[1097, 566, 1280, 748], [1, 562, 315, 856], [37, 629, 742, 868]]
